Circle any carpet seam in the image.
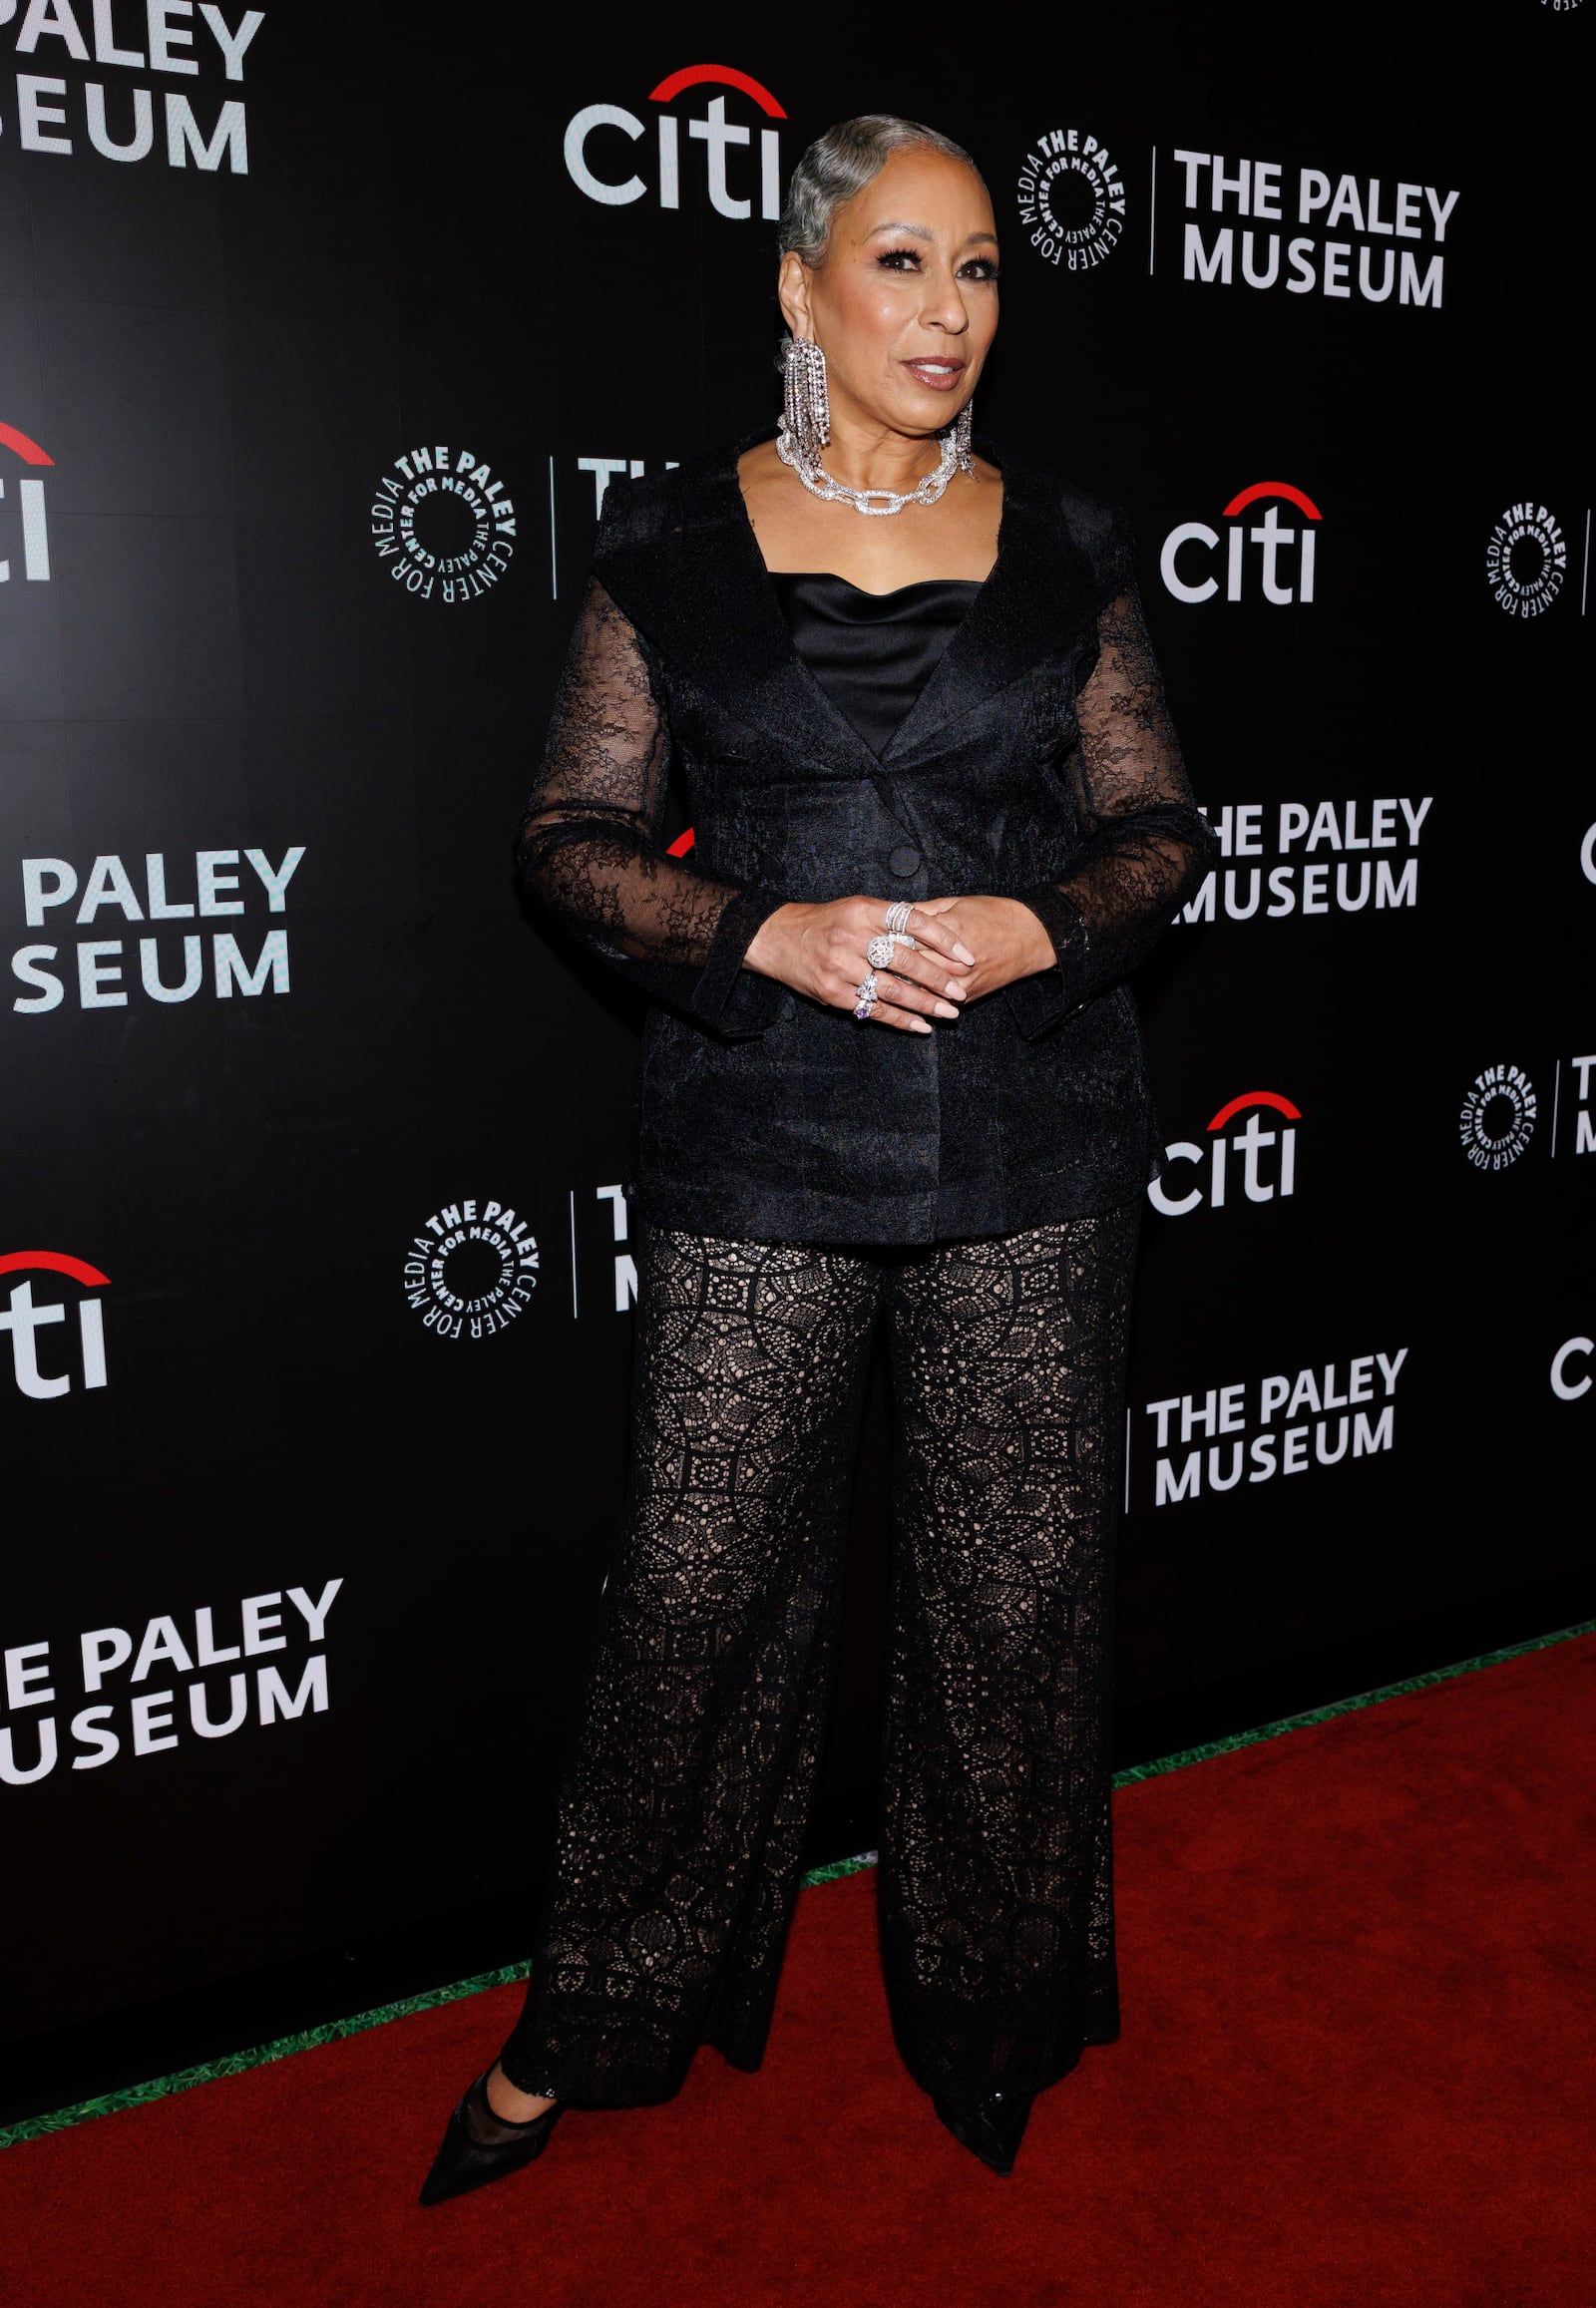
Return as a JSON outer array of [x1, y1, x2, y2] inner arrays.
[[3, 1614, 1589, 2152]]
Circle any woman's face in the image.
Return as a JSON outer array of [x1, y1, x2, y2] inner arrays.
[[781, 147, 999, 440]]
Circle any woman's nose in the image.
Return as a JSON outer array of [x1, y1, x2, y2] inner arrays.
[[921, 274, 972, 333]]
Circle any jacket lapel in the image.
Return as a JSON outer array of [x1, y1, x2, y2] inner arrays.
[[594, 439, 885, 784], [882, 445, 1101, 763]]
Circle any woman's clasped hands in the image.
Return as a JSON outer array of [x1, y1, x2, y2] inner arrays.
[[744, 894, 1056, 1031]]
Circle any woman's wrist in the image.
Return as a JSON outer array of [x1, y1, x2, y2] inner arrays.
[[743, 901, 804, 981]]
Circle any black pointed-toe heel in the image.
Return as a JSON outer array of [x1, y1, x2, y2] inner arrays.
[[418, 2072, 564, 2207], [932, 2089, 1033, 2177]]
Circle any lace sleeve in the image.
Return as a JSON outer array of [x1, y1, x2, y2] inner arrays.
[[1009, 581, 1218, 1037], [517, 578, 785, 1036]]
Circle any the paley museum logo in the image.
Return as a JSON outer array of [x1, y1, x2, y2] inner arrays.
[[403, 1199, 541, 1342], [11, 844, 303, 1015], [563, 62, 785, 220], [1016, 127, 1127, 270], [1456, 1052, 1595, 1172], [0, 4, 259, 176], [369, 446, 517, 605], [0, 419, 52, 583], [1176, 796, 1428, 929], [1137, 1345, 1406, 1509], [1170, 149, 1456, 308], [1485, 504, 1567, 619], [1457, 1065, 1536, 1172]]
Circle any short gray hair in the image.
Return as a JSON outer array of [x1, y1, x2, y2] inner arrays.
[[777, 115, 983, 267]]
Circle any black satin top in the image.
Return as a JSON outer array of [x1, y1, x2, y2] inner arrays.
[[769, 574, 984, 758]]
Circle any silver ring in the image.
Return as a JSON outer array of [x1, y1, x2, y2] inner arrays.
[[868, 931, 918, 970], [883, 901, 914, 937], [853, 972, 878, 1020]]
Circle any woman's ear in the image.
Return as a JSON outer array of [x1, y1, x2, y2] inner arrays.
[[777, 251, 814, 341]]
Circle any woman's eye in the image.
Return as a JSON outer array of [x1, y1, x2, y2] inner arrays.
[[876, 248, 921, 270], [961, 258, 1000, 281]]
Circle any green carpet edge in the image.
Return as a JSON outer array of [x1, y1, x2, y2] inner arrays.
[[1108, 1615, 1596, 1784], [799, 1848, 879, 1888], [5, 1614, 1590, 2153]]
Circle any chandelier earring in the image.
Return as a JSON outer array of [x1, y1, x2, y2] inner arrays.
[[782, 335, 831, 464], [951, 397, 975, 475]]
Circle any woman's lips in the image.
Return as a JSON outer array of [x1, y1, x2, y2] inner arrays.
[[903, 359, 966, 391]]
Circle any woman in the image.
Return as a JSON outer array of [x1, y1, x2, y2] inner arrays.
[[422, 115, 1215, 2201]]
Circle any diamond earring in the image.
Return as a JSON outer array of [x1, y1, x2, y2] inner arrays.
[[951, 399, 974, 473], [782, 336, 831, 461]]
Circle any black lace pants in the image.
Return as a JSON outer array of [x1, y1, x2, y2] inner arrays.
[[501, 1205, 1139, 2112]]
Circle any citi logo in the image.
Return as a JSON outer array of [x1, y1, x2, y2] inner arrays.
[[0, 420, 52, 582], [1160, 482, 1320, 605], [564, 63, 783, 220], [1148, 1091, 1301, 1218], [0, 1252, 108, 1400]]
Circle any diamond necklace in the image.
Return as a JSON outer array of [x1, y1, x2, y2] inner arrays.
[[775, 411, 974, 518]]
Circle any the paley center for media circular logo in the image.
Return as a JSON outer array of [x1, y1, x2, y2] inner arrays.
[[1016, 128, 1127, 271], [370, 446, 517, 604], [403, 1198, 540, 1341], [1457, 1064, 1537, 1172], [1485, 503, 1566, 618]]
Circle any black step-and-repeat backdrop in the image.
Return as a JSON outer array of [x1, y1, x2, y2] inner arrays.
[[2, 8, 1590, 2097]]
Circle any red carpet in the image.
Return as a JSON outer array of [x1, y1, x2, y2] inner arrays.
[[3, 1635, 1592, 2307]]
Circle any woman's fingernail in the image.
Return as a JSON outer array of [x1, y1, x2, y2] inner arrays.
[[935, 1001, 959, 1019], [953, 945, 976, 964], [911, 1017, 933, 1033]]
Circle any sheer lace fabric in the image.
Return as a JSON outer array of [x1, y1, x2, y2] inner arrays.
[[1017, 580, 1212, 1006], [500, 1206, 1136, 2111], [463, 2077, 555, 2143], [516, 581, 750, 1009]]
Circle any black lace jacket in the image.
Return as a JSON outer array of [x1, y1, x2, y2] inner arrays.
[[518, 437, 1218, 1246]]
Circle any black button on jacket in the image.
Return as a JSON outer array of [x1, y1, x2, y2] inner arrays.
[[519, 436, 1218, 1248]]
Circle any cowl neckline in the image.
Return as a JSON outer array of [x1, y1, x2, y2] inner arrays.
[[768, 572, 983, 760]]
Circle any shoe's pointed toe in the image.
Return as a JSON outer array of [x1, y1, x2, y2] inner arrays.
[[418, 2076, 562, 2208], [416, 2100, 476, 2207], [932, 2089, 1032, 2177]]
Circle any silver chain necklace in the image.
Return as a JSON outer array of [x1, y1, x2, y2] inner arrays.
[[775, 421, 969, 517]]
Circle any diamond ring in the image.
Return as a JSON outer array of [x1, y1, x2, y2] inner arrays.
[[854, 972, 879, 1021], [883, 901, 914, 937]]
